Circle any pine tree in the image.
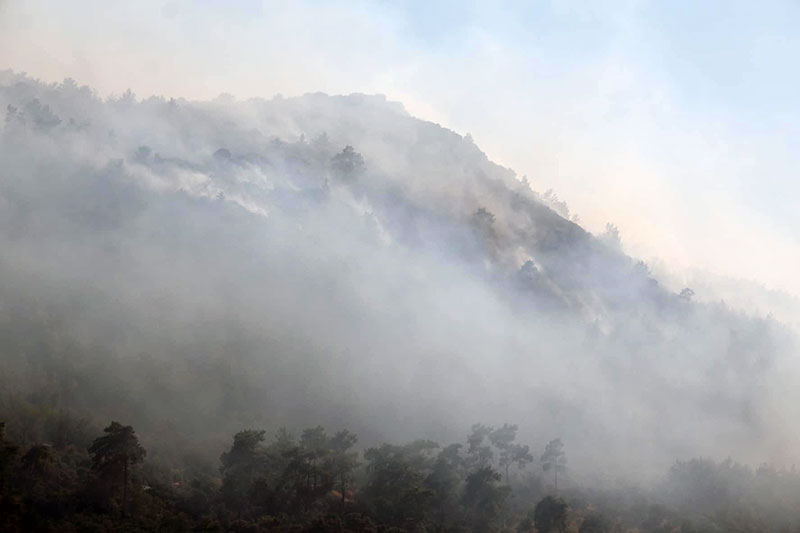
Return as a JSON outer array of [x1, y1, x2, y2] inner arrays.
[[88, 421, 146, 516]]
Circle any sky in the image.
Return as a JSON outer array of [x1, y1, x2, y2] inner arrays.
[[1, 0, 799, 301]]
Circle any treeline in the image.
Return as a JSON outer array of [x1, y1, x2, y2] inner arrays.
[[1, 419, 557, 532], [4, 417, 800, 532]]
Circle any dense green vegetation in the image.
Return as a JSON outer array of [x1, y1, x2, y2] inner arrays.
[[4, 409, 800, 532]]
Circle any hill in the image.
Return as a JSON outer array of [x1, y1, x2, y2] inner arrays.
[[0, 71, 797, 483]]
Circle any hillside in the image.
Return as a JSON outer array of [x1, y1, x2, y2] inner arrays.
[[0, 70, 797, 484]]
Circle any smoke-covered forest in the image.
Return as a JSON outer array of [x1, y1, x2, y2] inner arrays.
[[2, 71, 800, 531]]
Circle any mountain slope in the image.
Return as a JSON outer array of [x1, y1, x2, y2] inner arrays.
[[0, 71, 797, 479]]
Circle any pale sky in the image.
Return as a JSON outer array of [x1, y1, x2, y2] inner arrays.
[[2, 0, 799, 299]]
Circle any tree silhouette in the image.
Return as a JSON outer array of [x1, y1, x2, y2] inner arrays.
[[424, 443, 464, 529], [489, 423, 533, 483], [219, 429, 267, 515], [325, 429, 359, 512], [534, 495, 568, 533], [363, 443, 433, 527], [462, 466, 511, 531], [541, 438, 567, 491], [88, 421, 145, 516], [282, 426, 335, 512], [331, 145, 365, 182], [20, 444, 54, 480], [466, 423, 494, 469]]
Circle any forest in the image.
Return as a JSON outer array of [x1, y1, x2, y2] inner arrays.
[[5, 412, 800, 532], [2, 71, 800, 531]]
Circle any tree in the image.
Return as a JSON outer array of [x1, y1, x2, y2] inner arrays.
[[281, 426, 335, 512], [299, 425, 330, 493], [601, 223, 621, 249], [424, 443, 464, 529], [88, 421, 146, 516], [466, 423, 494, 469], [325, 429, 359, 512], [489, 424, 533, 483], [23, 98, 62, 131], [541, 438, 567, 491], [331, 145, 365, 182], [363, 443, 433, 527], [219, 429, 267, 515], [534, 495, 568, 533], [472, 207, 496, 228], [462, 466, 510, 531], [20, 444, 55, 485], [0, 422, 19, 492]]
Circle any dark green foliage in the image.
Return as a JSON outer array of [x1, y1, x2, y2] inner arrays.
[[462, 466, 510, 531], [281, 426, 338, 513], [326, 429, 360, 512], [220, 429, 267, 514], [4, 414, 800, 531], [87, 421, 146, 515], [534, 495, 568, 533], [489, 423, 533, 483], [424, 443, 465, 528], [217, 425, 363, 521], [362, 443, 434, 528]]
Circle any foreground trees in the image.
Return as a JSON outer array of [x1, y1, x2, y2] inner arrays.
[[219, 425, 362, 520], [3, 415, 800, 531]]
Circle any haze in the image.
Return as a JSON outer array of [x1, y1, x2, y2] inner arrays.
[[2, 2, 800, 531], [3, 0, 800, 312]]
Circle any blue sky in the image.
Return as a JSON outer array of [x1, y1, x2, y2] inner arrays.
[[1, 0, 799, 297]]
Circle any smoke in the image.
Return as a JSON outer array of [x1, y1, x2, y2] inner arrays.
[[1, 71, 798, 483]]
